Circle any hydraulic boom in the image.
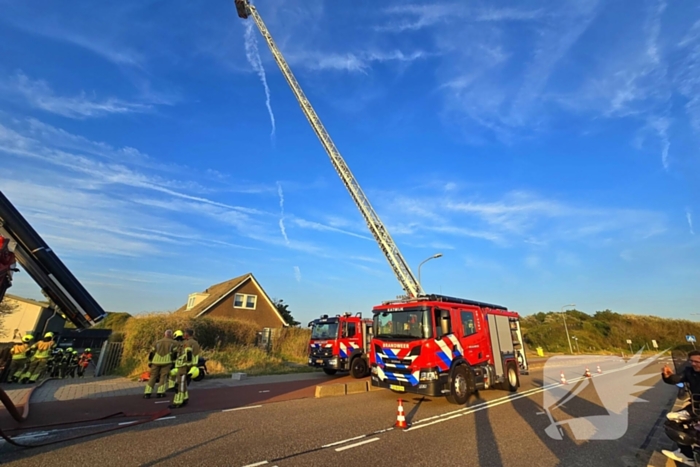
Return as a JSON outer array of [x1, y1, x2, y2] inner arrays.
[[235, 0, 422, 298]]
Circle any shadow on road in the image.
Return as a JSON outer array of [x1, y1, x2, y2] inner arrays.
[[406, 396, 431, 425], [472, 392, 504, 467]]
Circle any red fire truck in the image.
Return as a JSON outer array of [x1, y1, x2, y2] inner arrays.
[[369, 294, 529, 404], [307, 312, 374, 378]]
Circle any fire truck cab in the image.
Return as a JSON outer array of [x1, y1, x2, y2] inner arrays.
[[307, 312, 373, 378], [369, 294, 529, 404]]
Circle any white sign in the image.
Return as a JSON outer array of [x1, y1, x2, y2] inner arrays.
[[542, 350, 664, 440], [687, 335, 696, 343], [626, 339, 632, 344], [652, 340, 658, 348]]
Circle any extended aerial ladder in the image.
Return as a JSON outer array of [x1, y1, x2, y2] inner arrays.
[[234, 0, 422, 298], [0, 191, 107, 329]]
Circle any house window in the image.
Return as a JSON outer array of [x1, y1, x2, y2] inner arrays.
[[234, 293, 257, 309]]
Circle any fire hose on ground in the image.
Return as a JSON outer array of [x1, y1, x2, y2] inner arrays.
[[0, 378, 170, 448]]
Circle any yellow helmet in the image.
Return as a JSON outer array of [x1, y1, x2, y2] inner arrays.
[[44, 332, 54, 339], [188, 366, 200, 380], [173, 330, 184, 339], [169, 367, 178, 377], [22, 334, 33, 343]]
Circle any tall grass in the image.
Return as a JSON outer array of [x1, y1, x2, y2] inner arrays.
[[116, 313, 312, 377]]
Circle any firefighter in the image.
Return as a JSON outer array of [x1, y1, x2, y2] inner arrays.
[[8, 334, 33, 383], [59, 347, 74, 378], [169, 329, 194, 409], [77, 348, 92, 377], [183, 329, 201, 403], [66, 349, 79, 378], [20, 331, 55, 383], [143, 330, 177, 399]]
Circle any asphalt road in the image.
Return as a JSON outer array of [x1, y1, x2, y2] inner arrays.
[[0, 355, 679, 467]]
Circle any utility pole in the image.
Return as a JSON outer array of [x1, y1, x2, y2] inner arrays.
[[561, 304, 575, 355]]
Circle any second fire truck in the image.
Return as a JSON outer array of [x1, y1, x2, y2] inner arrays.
[[307, 312, 373, 378]]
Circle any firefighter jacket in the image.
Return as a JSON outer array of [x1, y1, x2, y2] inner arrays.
[[148, 337, 177, 366], [10, 343, 30, 360], [31, 340, 55, 360], [173, 341, 194, 369], [186, 338, 201, 365]]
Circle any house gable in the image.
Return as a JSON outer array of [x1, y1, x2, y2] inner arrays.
[[175, 273, 287, 328]]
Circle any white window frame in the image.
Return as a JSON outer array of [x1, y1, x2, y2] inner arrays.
[[234, 293, 257, 310], [186, 296, 196, 310]]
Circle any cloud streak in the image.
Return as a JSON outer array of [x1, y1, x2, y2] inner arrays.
[[1, 71, 152, 119], [276, 182, 289, 245], [244, 21, 276, 141], [688, 209, 695, 235]]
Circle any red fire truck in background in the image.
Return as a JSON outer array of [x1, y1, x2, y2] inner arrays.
[[369, 294, 529, 404], [307, 312, 373, 378]]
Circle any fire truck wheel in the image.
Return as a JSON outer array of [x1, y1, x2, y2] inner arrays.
[[505, 362, 519, 392], [350, 356, 368, 378], [323, 368, 338, 375], [446, 364, 474, 405]]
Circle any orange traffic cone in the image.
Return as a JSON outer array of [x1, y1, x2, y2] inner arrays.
[[395, 398, 408, 429], [584, 367, 591, 378], [560, 371, 567, 385], [597, 365, 602, 374]]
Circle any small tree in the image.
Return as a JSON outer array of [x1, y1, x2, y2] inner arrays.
[[0, 299, 17, 339], [273, 299, 300, 326]]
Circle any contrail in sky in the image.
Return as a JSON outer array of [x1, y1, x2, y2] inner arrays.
[[687, 208, 695, 235], [277, 182, 289, 245], [244, 20, 275, 141]]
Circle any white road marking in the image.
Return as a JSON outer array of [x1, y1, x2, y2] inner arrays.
[[259, 390, 270, 393], [156, 416, 176, 421], [223, 405, 263, 413], [118, 421, 137, 426], [155, 401, 170, 404], [322, 434, 367, 448], [405, 359, 652, 432], [335, 437, 379, 452], [241, 461, 268, 467]]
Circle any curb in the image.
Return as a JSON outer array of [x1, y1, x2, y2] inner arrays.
[[315, 380, 371, 398]]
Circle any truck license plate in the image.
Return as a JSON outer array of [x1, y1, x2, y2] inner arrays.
[[316, 359, 323, 364], [390, 384, 405, 392]]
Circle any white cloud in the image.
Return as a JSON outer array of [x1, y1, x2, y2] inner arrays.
[[1, 71, 153, 118], [276, 182, 289, 245], [294, 266, 302, 283], [244, 21, 276, 140]]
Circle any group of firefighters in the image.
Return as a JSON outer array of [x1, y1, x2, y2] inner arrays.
[[6, 331, 93, 383], [144, 328, 200, 409]]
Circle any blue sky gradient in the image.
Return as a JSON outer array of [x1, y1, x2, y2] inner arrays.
[[0, 0, 698, 325]]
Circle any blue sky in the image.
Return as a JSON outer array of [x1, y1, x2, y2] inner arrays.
[[0, 0, 698, 326]]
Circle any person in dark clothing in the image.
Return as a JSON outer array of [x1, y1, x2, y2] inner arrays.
[[661, 350, 700, 465]]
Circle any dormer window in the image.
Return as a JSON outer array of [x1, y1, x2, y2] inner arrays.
[[186, 292, 209, 311]]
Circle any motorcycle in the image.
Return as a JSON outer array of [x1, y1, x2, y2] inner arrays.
[[662, 346, 700, 466], [187, 356, 208, 383]]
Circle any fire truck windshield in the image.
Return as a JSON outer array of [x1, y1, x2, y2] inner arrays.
[[310, 321, 339, 339], [373, 307, 432, 339]]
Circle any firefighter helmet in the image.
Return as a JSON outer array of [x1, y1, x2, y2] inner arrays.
[[188, 366, 200, 380], [44, 331, 54, 339], [85, 348, 91, 353], [66, 347, 73, 353], [174, 330, 184, 340], [169, 367, 178, 377], [22, 334, 33, 343]]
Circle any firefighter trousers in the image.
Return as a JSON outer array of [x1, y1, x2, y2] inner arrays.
[[22, 358, 48, 382], [171, 366, 189, 407], [145, 363, 172, 395], [8, 359, 27, 381]]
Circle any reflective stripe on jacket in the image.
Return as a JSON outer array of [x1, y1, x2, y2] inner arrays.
[[150, 338, 176, 365]]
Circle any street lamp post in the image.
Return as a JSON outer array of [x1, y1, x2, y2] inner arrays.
[[572, 336, 580, 353], [561, 304, 575, 355], [418, 253, 443, 295]]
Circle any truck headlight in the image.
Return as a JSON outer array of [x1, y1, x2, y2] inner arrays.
[[330, 357, 338, 365], [420, 370, 438, 381], [308, 358, 312, 364], [371, 366, 378, 375]]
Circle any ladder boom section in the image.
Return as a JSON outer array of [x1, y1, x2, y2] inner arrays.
[[246, 5, 420, 297]]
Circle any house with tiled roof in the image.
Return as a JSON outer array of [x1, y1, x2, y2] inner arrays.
[[175, 273, 287, 329]]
